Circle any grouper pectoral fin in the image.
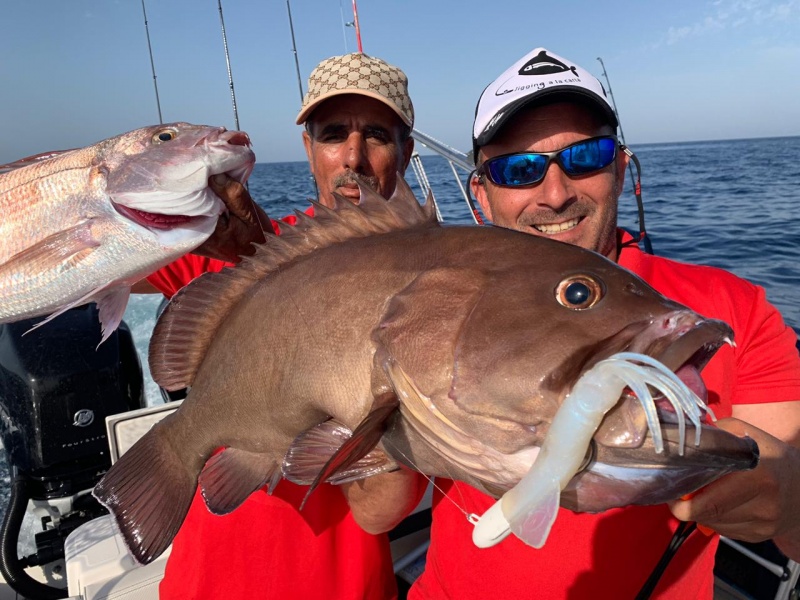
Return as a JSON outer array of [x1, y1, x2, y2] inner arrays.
[[300, 393, 400, 509], [198, 447, 280, 515], [283, 419, 399, 485]]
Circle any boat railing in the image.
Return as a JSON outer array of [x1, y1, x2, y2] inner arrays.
[[410, 128, 480, 224]]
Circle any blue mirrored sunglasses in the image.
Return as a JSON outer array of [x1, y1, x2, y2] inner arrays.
[[478, 136, 619, 187]]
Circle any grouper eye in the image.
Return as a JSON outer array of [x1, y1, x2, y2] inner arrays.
[[556, 275, 604, 310]]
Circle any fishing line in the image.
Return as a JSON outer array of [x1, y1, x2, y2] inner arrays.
[[380, 438, 474, 522]]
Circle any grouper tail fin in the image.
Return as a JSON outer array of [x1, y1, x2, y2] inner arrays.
[[150, 176, 436, 392], [93, 421, 197, 565]]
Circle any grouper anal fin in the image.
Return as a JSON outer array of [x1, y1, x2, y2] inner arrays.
[[300, 393, 400, 509]]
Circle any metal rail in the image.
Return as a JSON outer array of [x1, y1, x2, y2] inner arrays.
[[410, 129, 480, 223]]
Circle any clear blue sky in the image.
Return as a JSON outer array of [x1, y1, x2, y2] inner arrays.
[[2, 0, 798, 164]]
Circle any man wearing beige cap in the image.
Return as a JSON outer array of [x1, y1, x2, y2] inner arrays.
[[141, 52, 422, 600], [296, 52, 415, 208]]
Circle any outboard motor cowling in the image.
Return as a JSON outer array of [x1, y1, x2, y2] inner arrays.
[[0, 304, 146, 599]]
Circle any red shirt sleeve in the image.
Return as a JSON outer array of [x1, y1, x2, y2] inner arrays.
[[619, 233, 800, 410], [146, 255, 231, 299], [146, 206, 315, 299]]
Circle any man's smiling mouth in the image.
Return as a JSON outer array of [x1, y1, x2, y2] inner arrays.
[[533, 217, 581, 234]]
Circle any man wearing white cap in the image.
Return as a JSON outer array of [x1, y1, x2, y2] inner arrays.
[[146, 52, 422, 600], [405, 47, 800, 599]]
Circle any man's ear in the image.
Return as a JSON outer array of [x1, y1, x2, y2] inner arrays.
[[401, 136, 414, 171], [302, 130, 315, 172], [471, 172, 493, 222], [616, 146, 630, 184]]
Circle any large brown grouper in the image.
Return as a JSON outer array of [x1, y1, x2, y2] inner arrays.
[[94, 178, 757, 564]]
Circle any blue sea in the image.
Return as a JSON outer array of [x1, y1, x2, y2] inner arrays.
[[122, 134, 800, 406]]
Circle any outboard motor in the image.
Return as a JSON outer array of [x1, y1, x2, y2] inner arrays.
[[0, 304, 145, 599]]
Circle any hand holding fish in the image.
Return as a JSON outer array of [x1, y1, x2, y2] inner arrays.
[[193, 175, 274, 263], [668, 416, 800, 560], [340, 466, 428, 534]]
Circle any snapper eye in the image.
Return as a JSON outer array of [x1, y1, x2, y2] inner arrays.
[[556, 275, 604, 310], [153, 129, 177, 143]]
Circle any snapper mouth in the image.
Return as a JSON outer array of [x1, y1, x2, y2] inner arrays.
[[113, 204, 197, 231]]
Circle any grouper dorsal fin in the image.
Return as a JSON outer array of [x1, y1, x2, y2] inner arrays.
[[150, 176, 437, 392]]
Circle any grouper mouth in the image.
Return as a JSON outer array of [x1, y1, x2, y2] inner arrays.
[[572, 310, 734, 402], [559, 311, 735, 450], [557, 315, 755, 514]]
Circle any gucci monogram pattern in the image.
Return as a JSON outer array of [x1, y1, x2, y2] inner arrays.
[[297, 53, 414, 126]]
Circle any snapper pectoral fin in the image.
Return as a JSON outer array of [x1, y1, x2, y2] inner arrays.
[[299, 394, 400, 509], [27, 282, 131, 346], [0, 221, 98, 278]]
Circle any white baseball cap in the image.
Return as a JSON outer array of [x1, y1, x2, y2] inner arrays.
[[472, 48, 618, 161]]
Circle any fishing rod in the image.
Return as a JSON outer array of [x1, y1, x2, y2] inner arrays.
[[217, 0, 241, 132], [286, 0, 305, 104], [339, 0, 351, 53], [597, 56, 653, 254], [139, 0, 163, 124], [596, 57, 635, 193], [285, 0, 320, 201], [351, 0, 364, 53]]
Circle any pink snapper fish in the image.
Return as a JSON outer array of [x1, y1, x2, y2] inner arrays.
[[0, 122, 255, 341]]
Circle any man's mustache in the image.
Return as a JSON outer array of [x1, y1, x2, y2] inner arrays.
[[333, 172, 379, 189]]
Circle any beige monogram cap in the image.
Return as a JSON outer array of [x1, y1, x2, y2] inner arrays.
[[296, 53, 414, 127]]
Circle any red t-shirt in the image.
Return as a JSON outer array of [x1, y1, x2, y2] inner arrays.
[[409, 232, 800, 600], [146, 207, 398, 600]]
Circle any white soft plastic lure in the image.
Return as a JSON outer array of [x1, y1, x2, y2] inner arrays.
[[471, 352, 713, 549]]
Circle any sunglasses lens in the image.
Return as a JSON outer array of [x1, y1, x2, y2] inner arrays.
[[486, 153, 547, 186], [560, 137, 617, 175], [481, 137, 618, 187]]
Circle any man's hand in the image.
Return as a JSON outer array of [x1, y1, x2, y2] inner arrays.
[[194, 174, 274, 263], [341, 468, 428, 534], [668, 417, 800, 560]]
